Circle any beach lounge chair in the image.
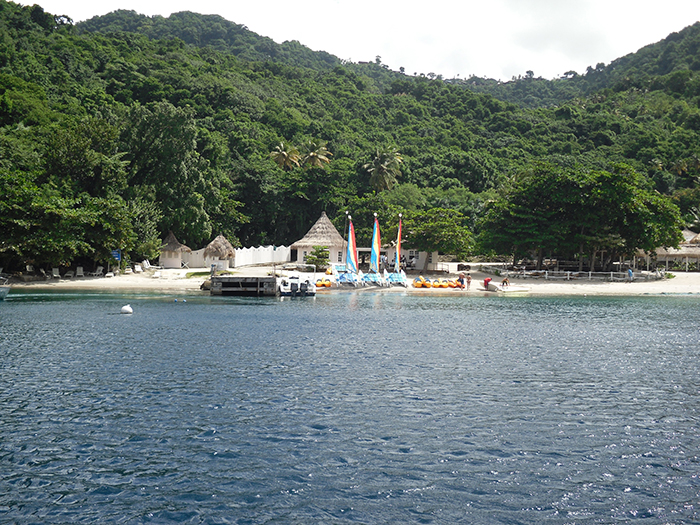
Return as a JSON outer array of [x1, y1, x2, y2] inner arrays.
[[134, 264, 143, 273], [64, 270, 74, 279], [88, 266, 104, 277], [52, 268, 61, 279], [142, 260, 162, 270], [75, 267, 84, 278]]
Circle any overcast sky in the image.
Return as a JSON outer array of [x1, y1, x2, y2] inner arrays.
[[34, 0, 700, 81]]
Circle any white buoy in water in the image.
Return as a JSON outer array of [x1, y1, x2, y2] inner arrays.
[[121, 304, 133, 314]]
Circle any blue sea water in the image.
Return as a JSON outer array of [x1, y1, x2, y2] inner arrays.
[[1, 289, 699, 524]]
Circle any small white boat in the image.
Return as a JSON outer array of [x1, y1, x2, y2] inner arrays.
[[278, 273, 316, 297], [0, 277, 10, 301]]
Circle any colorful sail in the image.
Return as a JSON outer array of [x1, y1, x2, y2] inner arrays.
[[346, 219, 359, 273], [370, 214, 381, 273], [395, 215, 402, 271]]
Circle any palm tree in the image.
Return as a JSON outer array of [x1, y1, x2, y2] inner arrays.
[[364, 145, 403, 191], [270, 142, 300, 171], [301, 140, 332, 169]]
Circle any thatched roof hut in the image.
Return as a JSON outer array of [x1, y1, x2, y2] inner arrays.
[[204, 234, 235, 260], [290, 211, 345, 263], [637, 230, 700, 271], [159, 231, 191, 269], [161, 231, 191, 253]]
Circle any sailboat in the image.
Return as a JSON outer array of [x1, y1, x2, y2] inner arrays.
[[384, 213, 408, 287], [363, 213, 386, 286], [336, 215, 363, 286]]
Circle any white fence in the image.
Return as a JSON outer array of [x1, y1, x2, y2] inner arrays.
[[233, 245, 290, 267], [183, 245, 291, 269], [501, 268, 664, 282]]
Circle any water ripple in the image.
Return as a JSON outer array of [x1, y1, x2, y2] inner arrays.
[[1, 293, 699, 523]]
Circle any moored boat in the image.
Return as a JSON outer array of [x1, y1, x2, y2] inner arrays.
[[384, 268, 408, 287], [335, 217, 365, 287], [362, 213, 387, 286], [278, 273, 316, 297], [384, 214, 408, 287], [0, 277, 10, 300]]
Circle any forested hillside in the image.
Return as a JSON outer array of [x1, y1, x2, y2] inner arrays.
[[456, 22, 700, 109], [1, 1, 698, 272], [77, 9, 344, 72]]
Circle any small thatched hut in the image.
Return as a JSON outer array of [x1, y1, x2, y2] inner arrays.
[[203, 234, 236, 270], [159, 231, 191, 269], [637, 229, 700, 272], [290, 211, 345, 265]]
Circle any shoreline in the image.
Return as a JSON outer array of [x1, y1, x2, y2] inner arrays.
[[6, 266, 700, 297]]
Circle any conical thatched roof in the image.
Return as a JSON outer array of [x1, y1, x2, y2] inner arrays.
[[683, 229, 698, 243], [204, 234, 235, 259], [290, 211, 345, 249], [161, 231, 191, 253]]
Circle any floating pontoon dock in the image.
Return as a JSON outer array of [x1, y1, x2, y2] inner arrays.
[[210, 276, 277, 296]]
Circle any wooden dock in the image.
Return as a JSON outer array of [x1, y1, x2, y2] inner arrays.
[[210, 276, 277, 296]]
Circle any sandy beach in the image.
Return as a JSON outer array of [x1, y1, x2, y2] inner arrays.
[[6, 266, 700, 296]]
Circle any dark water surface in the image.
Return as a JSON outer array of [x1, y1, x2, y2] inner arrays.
[[1, 290, 699, 523]]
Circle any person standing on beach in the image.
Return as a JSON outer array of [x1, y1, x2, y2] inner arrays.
[[466, 273, 472, 290], [628, 268, 634, 282], [456, 272, 465, 289]]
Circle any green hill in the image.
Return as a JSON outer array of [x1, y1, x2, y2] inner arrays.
[[1, 0, 699, 272], [456, 22, 700, 108], [77, 9, 344, 72]]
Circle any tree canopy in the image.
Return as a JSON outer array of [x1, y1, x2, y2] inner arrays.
[[478, 162, 684, 270], [0, 1, 696, 271]]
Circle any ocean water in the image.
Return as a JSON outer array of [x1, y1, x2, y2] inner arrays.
[[1, 289, 698, 524]]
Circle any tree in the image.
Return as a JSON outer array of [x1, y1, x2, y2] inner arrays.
[[304, 245, 330, 270], [403, 208, 472, 267], [478, 163, 577, 268], [121, 102, 213, 245], [301, 140, 332, 169], [364, 145, 403, 192], [478, 162, 683, 270], [270, 141, 300, 171]]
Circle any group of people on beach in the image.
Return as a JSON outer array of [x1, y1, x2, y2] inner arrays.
[[456, 272, 472, 290], [482, 276, 510, 290]]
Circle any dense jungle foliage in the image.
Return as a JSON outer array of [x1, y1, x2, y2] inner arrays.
[[0, 1, 698, 272], [457, 22, 700, 108]]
